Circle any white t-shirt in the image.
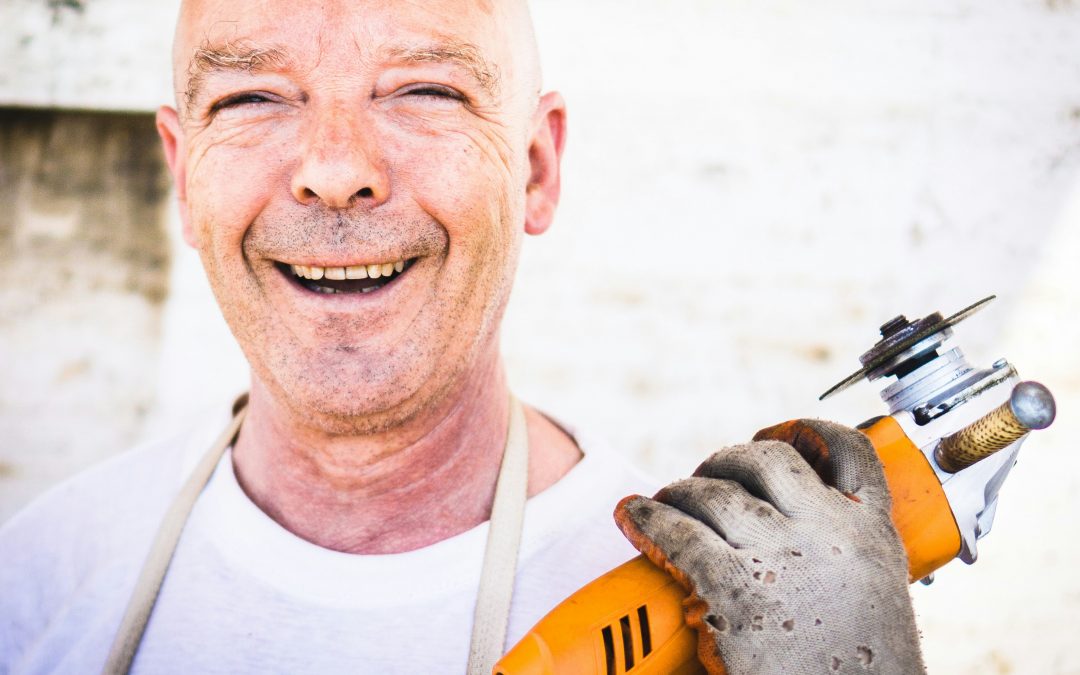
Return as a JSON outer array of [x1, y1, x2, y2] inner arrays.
[[0, 409, 657, 674]]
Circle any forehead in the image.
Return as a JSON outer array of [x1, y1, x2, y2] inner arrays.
[[176, 0, 508, 76]]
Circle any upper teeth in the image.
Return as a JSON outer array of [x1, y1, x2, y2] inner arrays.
[[291, 261, 406, 280]]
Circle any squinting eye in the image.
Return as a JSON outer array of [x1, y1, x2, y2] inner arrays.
[[402, 84, 463, 101], [210, 92, 273, 113]]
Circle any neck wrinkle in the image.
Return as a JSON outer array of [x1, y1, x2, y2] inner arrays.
[[231, 352, 512, 553]]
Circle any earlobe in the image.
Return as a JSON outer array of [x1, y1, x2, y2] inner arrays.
[[524, 92, 567, 236], [155, 106, 196, 246]]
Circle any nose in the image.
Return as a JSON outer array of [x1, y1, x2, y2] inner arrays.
[[290, 108, 390, 209]]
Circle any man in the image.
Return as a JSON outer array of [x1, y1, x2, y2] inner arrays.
[[0, 0, 923, 672]]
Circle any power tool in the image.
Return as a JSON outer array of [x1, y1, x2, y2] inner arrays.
[[495, 295, 1056, 675]]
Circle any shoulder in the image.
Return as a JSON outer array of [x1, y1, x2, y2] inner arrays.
[[549, 424, 659, 504], [519, 423, 659, 564], [0, 414, 224, 662], [0, 420, 210, 555]]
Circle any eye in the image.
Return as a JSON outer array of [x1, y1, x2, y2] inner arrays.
[[399, 84, 464, 102], [210, 92, 276, 114]]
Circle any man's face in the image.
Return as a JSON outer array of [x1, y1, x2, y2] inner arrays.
[[158, 0, 564, 430]]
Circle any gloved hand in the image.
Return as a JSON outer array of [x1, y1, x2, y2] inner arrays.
[[614, 419, 924, 674]]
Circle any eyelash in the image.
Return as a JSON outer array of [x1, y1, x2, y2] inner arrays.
[[210, 92, 273, 114], [207, 83, 464, 117], [401, 84, 464, 101]]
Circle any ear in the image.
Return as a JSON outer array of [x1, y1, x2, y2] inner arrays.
[[155, 106, 196, 247], [524, 91, 567, 236]]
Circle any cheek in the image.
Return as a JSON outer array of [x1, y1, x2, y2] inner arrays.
[[414, 143, 516, 300], [185, 122, 296, 247], [382, 123, 526, 351], [390, 123, 525, 244]]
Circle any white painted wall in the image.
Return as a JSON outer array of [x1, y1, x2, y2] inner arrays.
[[0, 0, 178, 111], [4, 1, 1080, 672]]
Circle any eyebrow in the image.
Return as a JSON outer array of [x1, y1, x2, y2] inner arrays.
[[182, 38, 502, 112], [184, 40, 290, 110], [385, 41, 501, 98]]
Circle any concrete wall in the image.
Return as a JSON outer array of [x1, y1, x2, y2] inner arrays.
[[0, 108, 171, 518], [2, 1, 1079, 673]]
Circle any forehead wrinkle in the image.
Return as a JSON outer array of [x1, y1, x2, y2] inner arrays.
[[184, 38, 292, 110], [385, 41, 501, 98]]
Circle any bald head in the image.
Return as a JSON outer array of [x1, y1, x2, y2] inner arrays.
[[171, 0, 542, 121]]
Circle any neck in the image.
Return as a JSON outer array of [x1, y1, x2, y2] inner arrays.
[[231, 353, 580, 553]]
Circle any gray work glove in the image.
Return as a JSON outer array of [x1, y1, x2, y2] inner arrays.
[[615, 419, 925, 674]]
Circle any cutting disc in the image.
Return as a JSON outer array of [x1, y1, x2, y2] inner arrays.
[[819, 295, 996, 401]]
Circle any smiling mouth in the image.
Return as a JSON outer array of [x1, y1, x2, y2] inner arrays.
[[278, 259, 416, 295]]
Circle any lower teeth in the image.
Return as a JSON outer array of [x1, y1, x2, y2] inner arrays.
[[308, 282, 385, 294]]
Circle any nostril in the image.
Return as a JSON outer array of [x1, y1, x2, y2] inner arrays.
[[293, 184, 377, 207]]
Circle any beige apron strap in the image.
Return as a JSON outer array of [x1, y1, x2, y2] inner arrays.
[[102, 399, 248, 675], [466, 396, 530, 675]]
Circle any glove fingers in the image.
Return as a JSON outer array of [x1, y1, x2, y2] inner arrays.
[[753, 420, 834, 482], [655, 477, 785, 549], [754, 419, 891, 508], [615, 495, 739, 589], [692, 441, 833, 516], [615, 494, 745, 675]]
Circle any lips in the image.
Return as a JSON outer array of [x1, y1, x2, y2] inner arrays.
[[277, 258, 416, 294]]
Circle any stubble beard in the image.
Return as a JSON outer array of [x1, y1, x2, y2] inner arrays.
[[240, 256, 515, 438]]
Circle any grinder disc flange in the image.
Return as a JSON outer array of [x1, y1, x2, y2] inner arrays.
[[819, 295, 996, 401]]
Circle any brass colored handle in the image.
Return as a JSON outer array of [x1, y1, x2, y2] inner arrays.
[[935, 381, 1055, 473]]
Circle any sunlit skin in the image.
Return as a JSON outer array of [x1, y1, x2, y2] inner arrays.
[[156, 0, 580, 553]]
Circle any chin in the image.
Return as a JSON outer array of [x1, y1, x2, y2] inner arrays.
[[243, 313, 498, 433], [257, 354, 454, 435]]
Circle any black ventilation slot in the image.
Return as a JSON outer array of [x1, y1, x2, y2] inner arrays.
[[637, 605, 652, 657], [601, 607, 654, 674], [602, 625, 616, 675], [620, 615, 635, 669]]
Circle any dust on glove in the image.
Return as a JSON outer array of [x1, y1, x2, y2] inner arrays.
[[615, 419, 925, 674]]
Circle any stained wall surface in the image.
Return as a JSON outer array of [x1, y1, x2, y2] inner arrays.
[[0, 109, 171, 517], [2, 1, 1079, 673]]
